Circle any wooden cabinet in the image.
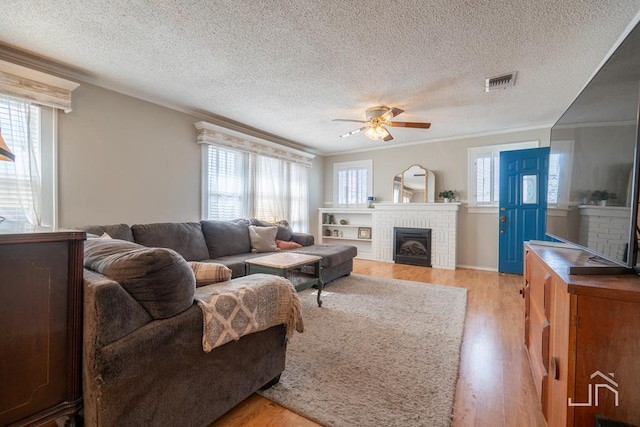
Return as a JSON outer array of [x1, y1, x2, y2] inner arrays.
[[0, 223, 85, 426], [318, 208, 374, 259], [524, 242, 640, 427]]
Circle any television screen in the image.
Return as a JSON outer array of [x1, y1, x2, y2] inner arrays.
[[546, 21, 640, 268]]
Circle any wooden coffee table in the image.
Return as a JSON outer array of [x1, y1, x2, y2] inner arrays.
[[245, 252, 324, 307]]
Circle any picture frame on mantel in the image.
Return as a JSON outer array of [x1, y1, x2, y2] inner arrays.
[[358, 227, 371, 239]]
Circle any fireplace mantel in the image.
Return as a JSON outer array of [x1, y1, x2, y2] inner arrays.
[[373, 203, 459, 269]]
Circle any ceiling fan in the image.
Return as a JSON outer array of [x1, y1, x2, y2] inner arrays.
[[333, 106, 431, 142]]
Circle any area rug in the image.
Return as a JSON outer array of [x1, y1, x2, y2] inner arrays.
[[258, 273, 467, 427]]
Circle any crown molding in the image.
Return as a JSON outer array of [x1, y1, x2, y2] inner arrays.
[[0, 43, 319, 156]]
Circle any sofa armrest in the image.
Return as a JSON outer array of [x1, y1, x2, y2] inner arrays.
[[84, 269, 153, 348], [290, 232, 314, 246]]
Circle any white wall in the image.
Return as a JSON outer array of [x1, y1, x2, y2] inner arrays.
[[57, 83, 324, 230], [323, 128, 552, 270]]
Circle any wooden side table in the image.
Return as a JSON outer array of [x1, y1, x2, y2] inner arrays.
[[0, 223, 85, 426], [245, 252, 324, 307]]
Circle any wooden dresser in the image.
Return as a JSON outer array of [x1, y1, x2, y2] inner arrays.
[[0, 223, 85, 426], [523, 242, 640, 427]]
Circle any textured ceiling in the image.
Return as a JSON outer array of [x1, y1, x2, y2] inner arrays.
[[1, 1, 640, 154]]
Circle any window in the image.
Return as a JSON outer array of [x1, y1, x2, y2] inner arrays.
[[204, 145, 250, 220], [0, 95, 56, 225], [474, 151, 499, 205], [546, 140, 573, 208], [547, 153, 560, 205], [467, 141, 539, 206], [334, 160, 373, 208], [203, 145, 309, 232]]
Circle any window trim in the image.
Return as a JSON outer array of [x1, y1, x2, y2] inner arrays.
[[467, 140, 539, 207], [0, 59, 80, 113]]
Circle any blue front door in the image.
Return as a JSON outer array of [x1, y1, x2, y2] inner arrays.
[[498, 147, 549, 274]]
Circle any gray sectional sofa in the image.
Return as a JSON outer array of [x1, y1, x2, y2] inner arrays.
[[80, 219, 356, 426], [81, 219, 356, 285]]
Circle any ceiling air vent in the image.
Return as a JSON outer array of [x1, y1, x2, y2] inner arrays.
[[485, 72, 517, 92]]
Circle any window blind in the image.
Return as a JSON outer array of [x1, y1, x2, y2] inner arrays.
[[206, 145, 249, 220], [336, 164, 368, 207], [0, 95, 40, 222]]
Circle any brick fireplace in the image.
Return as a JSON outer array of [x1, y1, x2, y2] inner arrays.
[[373, 203, 459, 269], [578, 206, 631, 261]]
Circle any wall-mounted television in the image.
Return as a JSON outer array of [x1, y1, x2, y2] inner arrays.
[[545, 19, 640, 270]]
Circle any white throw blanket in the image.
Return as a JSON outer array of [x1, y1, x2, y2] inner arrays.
[[194, 274, 304, 352]]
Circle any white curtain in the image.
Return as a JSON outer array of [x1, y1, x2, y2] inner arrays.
[[206, 145, 310, 232], [0, 95, 41, 224], [254, 155, 287, 223], [289, 162, 309, 232], [253, 157, 309, 232]]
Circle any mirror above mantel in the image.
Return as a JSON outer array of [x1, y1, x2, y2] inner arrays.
[[393, 164, 436, 203]]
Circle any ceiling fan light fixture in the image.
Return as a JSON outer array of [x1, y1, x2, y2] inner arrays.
[[364, 125, 389, 140]]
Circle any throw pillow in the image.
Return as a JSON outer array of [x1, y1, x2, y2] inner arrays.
[[188, 262, 232, 287], [100, 232, 113, 239], [249, 218, 293, 241], [248, 225, 280, 253], [276, 239, 302, 250]]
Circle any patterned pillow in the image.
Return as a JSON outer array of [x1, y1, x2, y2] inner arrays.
[[188, 262, 232, 287], [276, 239, 302, 250], [248, 225, 280, 253]]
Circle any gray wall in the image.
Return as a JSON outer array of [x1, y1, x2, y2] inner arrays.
[[323, 128, 551, 270], [57, 83, 324, 230], [57, 82, 552, 270]]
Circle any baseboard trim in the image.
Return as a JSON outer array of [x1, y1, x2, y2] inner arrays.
[[456, 264, 498, 272]]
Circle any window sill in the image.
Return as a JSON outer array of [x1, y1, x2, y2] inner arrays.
[[467, 206, 499, 214]]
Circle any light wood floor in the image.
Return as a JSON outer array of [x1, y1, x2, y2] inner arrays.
[[211, 260, 547, 427]]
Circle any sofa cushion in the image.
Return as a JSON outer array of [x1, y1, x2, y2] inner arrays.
[[290, 232, 314, 247], [249, 225, 280, 253], [201, 220, 252, 259], [188, 262, 232, 287], [293, 244, 358, 268], [84, 239, 195, 319], [131, 222, 210, 261], [79, 223, 135, 242], [250, 219, 293, 241]]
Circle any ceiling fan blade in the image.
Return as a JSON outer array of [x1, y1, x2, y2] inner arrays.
[[387, 121, 431, 129], [383, 131, 394, 142], [339, 127, 368, 138], [381, 107, 404, 122], [332, 119, 367, 124]]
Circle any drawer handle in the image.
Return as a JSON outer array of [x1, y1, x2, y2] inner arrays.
[[550, 356, 559, 380]]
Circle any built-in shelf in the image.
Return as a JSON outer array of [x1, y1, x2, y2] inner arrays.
[[323, 236, 372, 242], [318, 208, 374, 260]]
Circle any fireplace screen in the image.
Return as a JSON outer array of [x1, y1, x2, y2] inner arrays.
[[393, 227, 432, 267]]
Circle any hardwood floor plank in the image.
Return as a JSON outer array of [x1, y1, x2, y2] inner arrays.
[[211, 260, 546, 427]]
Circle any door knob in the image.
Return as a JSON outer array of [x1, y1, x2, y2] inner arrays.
[[500, 215, 507, 223]]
